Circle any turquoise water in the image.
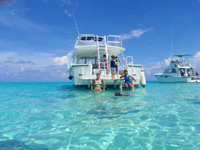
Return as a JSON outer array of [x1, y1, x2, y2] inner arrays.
[[0, 82, 200, 150]]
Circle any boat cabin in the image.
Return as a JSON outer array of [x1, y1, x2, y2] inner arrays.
[[163, 54, 195, 77]]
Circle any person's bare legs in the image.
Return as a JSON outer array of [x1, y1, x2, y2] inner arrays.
[[111, 68, 115, 80], [124, 83, 129, 90], [128, 83, 132, 91]]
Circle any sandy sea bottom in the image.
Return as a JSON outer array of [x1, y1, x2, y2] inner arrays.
[[0, 82, 200, 150]]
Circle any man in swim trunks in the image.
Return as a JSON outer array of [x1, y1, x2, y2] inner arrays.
[[110, 55, 116, 80], [114, 56, 120, 74], [120, 70, 136, 90]]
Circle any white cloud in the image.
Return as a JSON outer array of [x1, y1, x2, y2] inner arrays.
[[61, 72, 68, 78], [20, 66, 24, 72], [54, 51, 73, 65], [0, 51, 70, 82], [121, 28, 153, 40], [0, 11, 48, 32], [60, 0, 72, 6], [190, 51, 200, 70], [194, 51, 200, 58], [64, 9, 73, 18], [143, 56, 172, 80]]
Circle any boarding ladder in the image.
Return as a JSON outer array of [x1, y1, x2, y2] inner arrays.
[[119, 56, 140, 91], [97, 35, 108, 75]]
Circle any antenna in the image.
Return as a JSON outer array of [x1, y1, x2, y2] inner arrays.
[[181, 38, 184, 54], [73, 15, 80, 35], [171, 27, 174, 56]]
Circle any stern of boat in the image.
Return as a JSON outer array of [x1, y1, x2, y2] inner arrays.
[[69, 64, 144, 88]]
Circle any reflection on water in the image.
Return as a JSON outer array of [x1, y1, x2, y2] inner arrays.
[[0, 140, 48, 150], [87, 105, 140, 119], [0, 82, 200, 149]]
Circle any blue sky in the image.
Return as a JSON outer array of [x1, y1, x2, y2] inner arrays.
[[0, 0, 200, 82]]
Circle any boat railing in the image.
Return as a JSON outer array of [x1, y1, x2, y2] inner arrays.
[[107, 35, 122, 47], [76, 34, 106, 46], [178, 62, 191, 67], [75, 34, 123, 48], [126, 56, 134, 65]]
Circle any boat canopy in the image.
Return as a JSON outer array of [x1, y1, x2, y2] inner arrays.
[[80, 35, 104, 42], [173, 54, 191, 57]]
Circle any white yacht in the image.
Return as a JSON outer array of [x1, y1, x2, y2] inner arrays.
[[155, 54, 200, 83], [68, 34, 146, 89]]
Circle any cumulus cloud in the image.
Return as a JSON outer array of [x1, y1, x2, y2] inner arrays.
[[190, 51, 200, 70], [3, 57, 35, 65], [4, 59, 15, 63], [16, 59, 35, 65], [121, 28, 153, 40], [144, 56, 172, 76], [0, 51, 70, 82], [54, 51, 73, 65], [194, 51, 200, 58]]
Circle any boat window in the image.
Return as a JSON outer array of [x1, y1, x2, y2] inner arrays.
[[94, 37, 104, 42], [164, 68, 177, 73], [92, 64, 98, 69], [164, 69, 171, 73], [172, 68, 177, 73], [81, 36, 94, 41]]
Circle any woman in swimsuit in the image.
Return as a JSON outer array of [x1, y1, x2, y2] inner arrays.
[[120, 70, 136, 90], [91, 73, 106, 91]]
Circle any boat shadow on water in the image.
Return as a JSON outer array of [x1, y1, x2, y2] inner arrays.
[[0, 140, 48, 150], [59, 84, 76, 92], [86, 105, 140, 119], [186, 96, 200, 105]]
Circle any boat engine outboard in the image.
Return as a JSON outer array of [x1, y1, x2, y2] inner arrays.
[[68, 75, 73, 80]]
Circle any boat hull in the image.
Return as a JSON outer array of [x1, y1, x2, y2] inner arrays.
[[69, 64, 143, 88], [155, 75, 200, 83]]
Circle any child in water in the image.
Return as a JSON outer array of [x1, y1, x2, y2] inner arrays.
[[120, 70, 136, 90], [115, 92, 129, 96]]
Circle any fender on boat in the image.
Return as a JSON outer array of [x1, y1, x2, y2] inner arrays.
[[140, 71, 146, 87]]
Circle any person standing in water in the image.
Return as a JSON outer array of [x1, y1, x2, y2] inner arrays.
[[91, 73, 106, 91], [110, 55, 118, 80], [120, 70, 136, 90], [115, 56, 120, 74]]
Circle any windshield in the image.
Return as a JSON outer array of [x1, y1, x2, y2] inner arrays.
[[164, 68, 177, 73]]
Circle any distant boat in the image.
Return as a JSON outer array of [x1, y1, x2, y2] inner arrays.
[[67, 34, 146, 89], [155, 54, 200, 83]]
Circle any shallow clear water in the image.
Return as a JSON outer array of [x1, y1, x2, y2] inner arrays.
[[0, 82, 200, 150]]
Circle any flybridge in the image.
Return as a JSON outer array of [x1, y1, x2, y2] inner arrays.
[[73, 34, 126, 70], [75, 34, 122, 47]]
